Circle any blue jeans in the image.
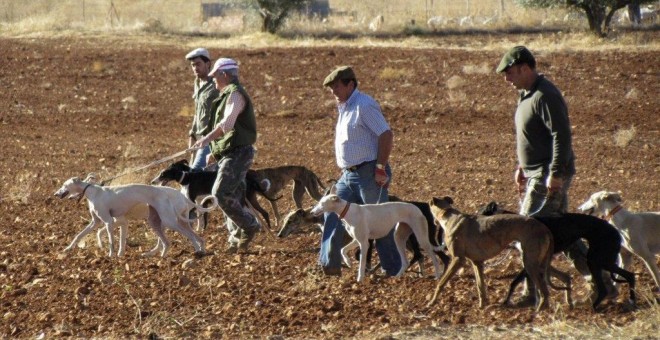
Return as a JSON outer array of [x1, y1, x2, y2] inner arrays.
[[319, 161, 402, 276], [191, 145, 211, 171]]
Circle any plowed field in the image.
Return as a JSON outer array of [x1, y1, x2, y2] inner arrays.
[[1, 35, 658, 338]]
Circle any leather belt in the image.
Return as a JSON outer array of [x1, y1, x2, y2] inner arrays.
[[344, 160, 373, 172]]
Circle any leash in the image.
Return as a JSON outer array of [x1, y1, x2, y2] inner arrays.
[[101, 147, 197, 185]]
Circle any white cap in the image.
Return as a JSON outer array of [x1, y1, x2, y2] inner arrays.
[[208, 58, 239, 76], [185, 48, 210, 60]]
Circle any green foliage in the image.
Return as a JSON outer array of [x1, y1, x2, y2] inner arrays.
[[252, 0, 311, 34], [514, 0, 656, 36]]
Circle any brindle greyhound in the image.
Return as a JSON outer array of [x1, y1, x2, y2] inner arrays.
[[248, 165, 326, 228]]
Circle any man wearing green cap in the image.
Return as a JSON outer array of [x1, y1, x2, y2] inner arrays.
[[497, 46, 615, 306], [319, 65, 401, 278]]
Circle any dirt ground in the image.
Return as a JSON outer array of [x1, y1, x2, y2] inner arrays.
[[0, 34, 658, 339]]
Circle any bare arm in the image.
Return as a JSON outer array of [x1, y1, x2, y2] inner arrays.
[[376, 129, 393, 166], [375, 130, 393, 187]]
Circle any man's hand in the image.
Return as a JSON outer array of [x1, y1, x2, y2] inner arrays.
[[546, 175, 563, 192], [514, 166, 527, 197], [375, 168, 389, 187], [192, 136, 209, 150], [205, 153, 217, 166]]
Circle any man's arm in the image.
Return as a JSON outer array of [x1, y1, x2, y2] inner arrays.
[[375, 130, 393, 187], [376, 130, 393, 166], [193, 91, 246, 148], [539, 95, 572, 191]]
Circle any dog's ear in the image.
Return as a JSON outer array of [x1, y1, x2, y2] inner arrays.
[[603, 192, 623, 203], [477, 201, 498, 216], [175, 159, 188, 165], [443, 196, 454, 205]]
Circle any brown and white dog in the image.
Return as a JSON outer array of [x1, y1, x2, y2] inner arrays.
[[55, 177, 217, 257], [427, 196, 555, 312], [310, 194, 444, 282], [579, 191, 660, 293]]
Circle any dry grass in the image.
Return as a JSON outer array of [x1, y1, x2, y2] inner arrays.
[[614, 126, 637, 148], [1, 0, 658, 52], [6, 171, 35, 204], [177, 104, 194, 118], [463, 63, 493, 75], [379, 67, 412, 80]]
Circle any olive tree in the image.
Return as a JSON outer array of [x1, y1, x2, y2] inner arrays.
[[252, 0, 310, 34], [514, 0, 656, 36]]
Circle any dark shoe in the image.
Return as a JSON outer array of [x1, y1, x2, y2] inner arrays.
[[509, 294, 537, 308], [322, 267, 341, 276]]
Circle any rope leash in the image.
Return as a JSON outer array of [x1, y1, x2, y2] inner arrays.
[[101, 147, 197, 185]]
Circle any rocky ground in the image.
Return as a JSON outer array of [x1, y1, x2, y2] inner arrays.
[[0, 35, 658, 338]]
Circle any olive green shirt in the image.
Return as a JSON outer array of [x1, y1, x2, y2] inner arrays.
[[189, 78, 219, 138], [515, 75, 575, 178]]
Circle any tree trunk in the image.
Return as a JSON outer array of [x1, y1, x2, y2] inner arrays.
[[581, 3, 606, 37]]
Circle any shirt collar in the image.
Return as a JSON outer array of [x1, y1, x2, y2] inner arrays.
[[520, 74, 544, 99], [338, 88, 359, 110]]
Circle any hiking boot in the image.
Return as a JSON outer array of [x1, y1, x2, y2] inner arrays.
[[509, 294, 537, 308]]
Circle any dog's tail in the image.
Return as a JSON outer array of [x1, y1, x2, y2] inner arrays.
[[194, 195, 219, 213], [307, 171, 326, 201], [247, 176, 282, 202], [314, 172, 326, 190]]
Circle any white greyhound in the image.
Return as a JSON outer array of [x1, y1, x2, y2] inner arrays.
[[579, 191, 660, 292], [310, 194, 443, 282], [55, 177, 218, 257]]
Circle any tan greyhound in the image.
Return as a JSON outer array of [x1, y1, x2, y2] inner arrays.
[[427, 196, 554, 312]]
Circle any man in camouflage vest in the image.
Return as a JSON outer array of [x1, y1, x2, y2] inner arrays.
[[193, 58, 260, 253]]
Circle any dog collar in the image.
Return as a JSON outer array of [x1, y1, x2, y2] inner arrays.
[[179, 172, 188, 184], [338, 202, 350, 219], [606, 205, 623, 220], [77, 183, 91, 203]]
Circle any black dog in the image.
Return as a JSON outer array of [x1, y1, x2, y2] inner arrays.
[[151, 159, 280, 230], [479, 202, 635, 310]]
